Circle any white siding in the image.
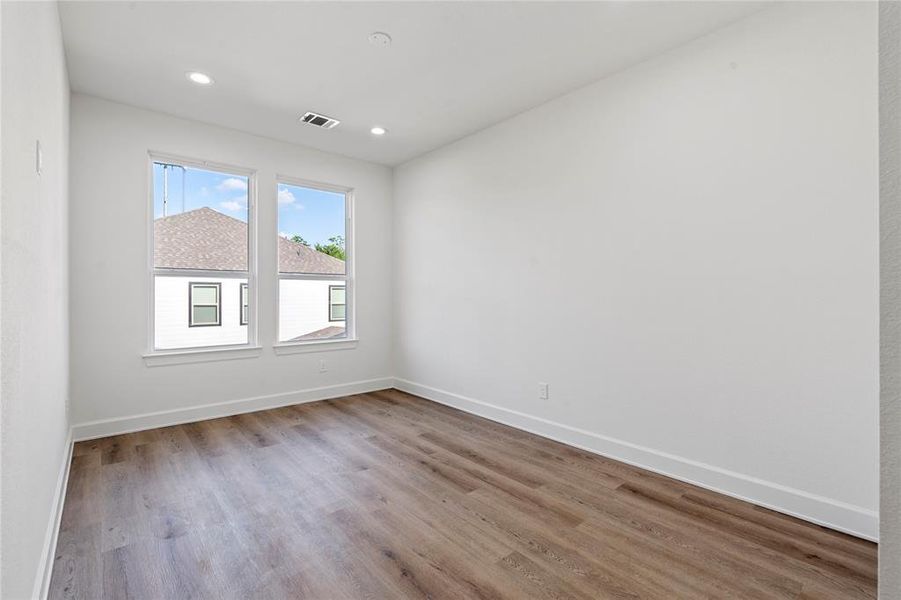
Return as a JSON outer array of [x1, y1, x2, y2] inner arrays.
[[154, 277, 248, 349], [279, 279, 346, 341], [154, 276, 346, 348]]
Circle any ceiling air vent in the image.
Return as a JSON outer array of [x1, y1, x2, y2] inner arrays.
[[299, 111, 340, 129]]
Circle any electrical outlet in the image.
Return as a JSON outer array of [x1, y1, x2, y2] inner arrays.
[[538, 382, 549, 400], [319, 359, 328, 373]]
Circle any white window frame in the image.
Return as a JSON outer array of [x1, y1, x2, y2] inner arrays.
[[145, 151, 260, 364], [273, 175, 356, 354]]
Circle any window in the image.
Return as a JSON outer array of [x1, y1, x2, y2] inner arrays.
[[277, 179, 351, 343], [240, 283, 249, 326], [329, 286, 346, 321], [151, 155, 255, 351], [189, 283, 221, 326]]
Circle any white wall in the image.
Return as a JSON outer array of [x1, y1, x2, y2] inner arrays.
[[880, 0, 901, 594], [394, 3, 879, 539], [1, 2, 71, 598], [69, 94, 392, 425]]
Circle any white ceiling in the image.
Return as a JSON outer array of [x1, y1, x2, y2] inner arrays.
[[59, 1, 767, 166]]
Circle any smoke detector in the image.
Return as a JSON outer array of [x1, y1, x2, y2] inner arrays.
[[299, 111, 340, 129], [368, 32, 392, 47]]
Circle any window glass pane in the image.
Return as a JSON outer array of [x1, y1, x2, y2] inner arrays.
[[192, 285, 218, 305], [154, 276, 247, 350], [330, 304, 346, 321], [330, 287, 346, 304], [192, 306, 218, 324], [240, 283, 249, 325], [153, 163, 248, 271], [277, 183, 345, 275], [279, 278, 347, 342]]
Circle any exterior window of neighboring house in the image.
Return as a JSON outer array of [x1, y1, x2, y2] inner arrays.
[[189, 283, 221, 326], [277, 179, 352, 343], [150, 155, 255, 351], [329, 286, 346, 321], [240, 283, 249, 326]]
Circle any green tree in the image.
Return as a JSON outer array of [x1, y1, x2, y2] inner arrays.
[[315, 235, 345, 261], [290, 235, 309, 246]]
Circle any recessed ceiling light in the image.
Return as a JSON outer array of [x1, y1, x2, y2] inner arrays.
[[370, 126, 387, 136], [186, 71, 214, 85], [368, 32, 392, 47]]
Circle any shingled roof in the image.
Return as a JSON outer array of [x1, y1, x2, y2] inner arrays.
[[291, 325, 347, 341], [154, 207, 345, 274]]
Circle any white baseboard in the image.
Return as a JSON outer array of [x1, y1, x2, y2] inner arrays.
[[393, 378, 878, 542], [66, 375, 878, 542], [33, 427, 74, 600], [72, 377, 394, 441]]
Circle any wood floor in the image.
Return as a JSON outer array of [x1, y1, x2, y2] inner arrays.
[[49, 389, 877, 599]]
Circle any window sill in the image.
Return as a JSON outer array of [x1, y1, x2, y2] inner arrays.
[[273, 339, 358, 355], [143, 345, 263, 367]]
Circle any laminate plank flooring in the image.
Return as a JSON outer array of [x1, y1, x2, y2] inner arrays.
[[49, 389, 877, 599]]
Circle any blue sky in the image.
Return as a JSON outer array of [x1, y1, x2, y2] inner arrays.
[[277, 182, 345, 247], [153, 163, 345, 246]]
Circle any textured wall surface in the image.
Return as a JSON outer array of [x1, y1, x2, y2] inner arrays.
[[1, 2, 71, 598], [394, 2, 878, 538], [880, 1, 901, 596], [69, 95, 393, 425]]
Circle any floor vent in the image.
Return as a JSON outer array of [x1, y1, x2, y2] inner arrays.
[[299, 111, 340, 129]]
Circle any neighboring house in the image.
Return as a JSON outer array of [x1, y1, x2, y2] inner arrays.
[[154, 207, 346, 349]]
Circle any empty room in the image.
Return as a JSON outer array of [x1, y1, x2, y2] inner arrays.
[[3, 1, 900, 598]]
